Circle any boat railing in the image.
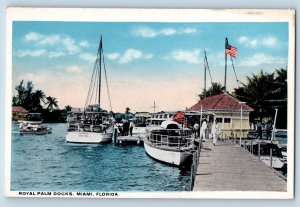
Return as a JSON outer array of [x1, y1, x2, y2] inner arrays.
[[148, 132, 193, 149]]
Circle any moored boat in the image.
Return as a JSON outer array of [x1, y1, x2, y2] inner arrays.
[[144, 119, 194, 166], [20, 123, 52, 135], [66, 36, 114, 144], [244, 140, 286, 169]]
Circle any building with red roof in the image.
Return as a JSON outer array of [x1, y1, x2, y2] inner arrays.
[[12, 106, 29, 121], [188, 93, 254, 138]]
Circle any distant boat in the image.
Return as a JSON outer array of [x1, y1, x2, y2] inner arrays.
[[66, 36, 114, 144], [18, 112, 51, 135], [144, 120, 194, 166], [20, 123, 52, 135]]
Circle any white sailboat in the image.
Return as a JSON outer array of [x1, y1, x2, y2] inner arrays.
[[66, 36, 114, 144]]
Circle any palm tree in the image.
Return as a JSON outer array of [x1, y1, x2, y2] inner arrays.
[[64, 105, 72, 112], [198, 82, 225, 99], [46, 96, 59, 111], [233, 69, 287, 127]]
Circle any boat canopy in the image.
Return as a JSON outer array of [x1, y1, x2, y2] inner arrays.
[[161, 120, 180, 129]]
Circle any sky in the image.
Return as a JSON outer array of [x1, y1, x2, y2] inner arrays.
[[12, 21, 289, 113]]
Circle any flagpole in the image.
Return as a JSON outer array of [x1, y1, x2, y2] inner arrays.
[[224, 38, 227, 92], [204, 50, 207, 97]]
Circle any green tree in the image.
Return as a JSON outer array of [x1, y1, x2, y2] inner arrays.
[[198, 82, 225, 99], [46, 96, 59, 111], [64, 105, 72, 112], [233, 69, 287, 128]]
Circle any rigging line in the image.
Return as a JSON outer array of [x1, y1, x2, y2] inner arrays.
[[230, 56, 240, 88], [204, 51, 213, 84], [94, 64, 100, 105], [84, 58, 98, 110], [88, 61, 98, 107], [101, 42, 113, 112]]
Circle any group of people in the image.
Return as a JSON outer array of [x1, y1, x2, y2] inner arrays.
[[193, 118, 221, 146], [115, 120, 135, 137], [255, 121, 273, 140]]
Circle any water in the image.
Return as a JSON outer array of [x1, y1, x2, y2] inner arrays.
[[11, 123, 191, 192]]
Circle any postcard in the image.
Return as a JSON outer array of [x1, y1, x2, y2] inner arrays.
[[5, 8, 295, 199]]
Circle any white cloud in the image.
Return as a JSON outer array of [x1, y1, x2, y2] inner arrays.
[[107, 53, 120, 60], [133, 27, 158, 38], [64, 65, 82, 73], [79, 53, 96, 63], [160, 28, 176, 36], [132, 26, 197, 38], [48, 51, 65, 58], [24, 32, 42, 41], [22, 32, 85, 56], [238, 35, 278, 48], [39, 34, 60, 45], [239, 53, 285, 67], [144, 54, 153, 59], [168, 49, 201, 64], [119, 49, 142, 64], [16, 49, 47, 57], [262, 37, 277, 47], [63, 37, 80, 54], [182, 28, 197, 34], [79, 40, 89, 47]]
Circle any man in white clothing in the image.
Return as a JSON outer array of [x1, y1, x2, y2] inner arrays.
[[200, 119, 207, 142]]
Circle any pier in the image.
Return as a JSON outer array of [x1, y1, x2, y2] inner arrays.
[[115, 135, 143, 145], [192, 140, 287, 191]]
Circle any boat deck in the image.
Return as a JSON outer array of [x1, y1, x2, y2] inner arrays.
[[193, 140, 287, 191]]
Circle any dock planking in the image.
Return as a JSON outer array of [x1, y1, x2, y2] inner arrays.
[[193, 140, 287, 191]]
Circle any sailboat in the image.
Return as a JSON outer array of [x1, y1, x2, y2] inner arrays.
[[66, 36, 114, 143]]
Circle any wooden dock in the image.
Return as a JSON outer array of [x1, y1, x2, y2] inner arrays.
[[116, 135, 143, 145], [193, 140, 287, 191]]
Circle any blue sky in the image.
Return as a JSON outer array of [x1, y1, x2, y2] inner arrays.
[[12, 21, 289, 112]]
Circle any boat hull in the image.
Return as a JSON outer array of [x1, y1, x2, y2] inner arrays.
[[144, 140, 192, 166], [66, 131, 113, 143], [20, 129, 52, 135], [260, 156, 286, 169]]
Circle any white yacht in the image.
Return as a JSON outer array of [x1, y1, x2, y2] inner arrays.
[[66, 36, 114, 144], [144, 120, 194, 166]]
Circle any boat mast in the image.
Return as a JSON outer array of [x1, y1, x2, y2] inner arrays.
[[98, 35, 102, 108]]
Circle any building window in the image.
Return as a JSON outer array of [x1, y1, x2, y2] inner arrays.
[[224, 118, 231, 123], [216, 118, 223, 123]]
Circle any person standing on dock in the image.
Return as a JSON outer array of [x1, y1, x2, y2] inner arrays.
[[129, 121, 134, 137], [123, 121, 129, 136], [257, 122, 263, 139], [200, 119, 207, 142], [212, 121, 220, 146], [266, 121, 273, 140], [193, 122, 200, 138]]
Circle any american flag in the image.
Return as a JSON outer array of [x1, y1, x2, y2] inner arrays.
[[225, 38, 237, 58]]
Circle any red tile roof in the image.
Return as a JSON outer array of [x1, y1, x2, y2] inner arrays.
[[188, 93, 254, 112], [12, 106, 29, 113]]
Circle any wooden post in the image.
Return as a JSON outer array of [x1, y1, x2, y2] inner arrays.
[[224, 38, 228, 92], [270, 147, 273, 168], [258, 142, 261, 160]]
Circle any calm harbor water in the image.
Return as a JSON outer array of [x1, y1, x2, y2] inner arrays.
[[11, 123, 191, 192]]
